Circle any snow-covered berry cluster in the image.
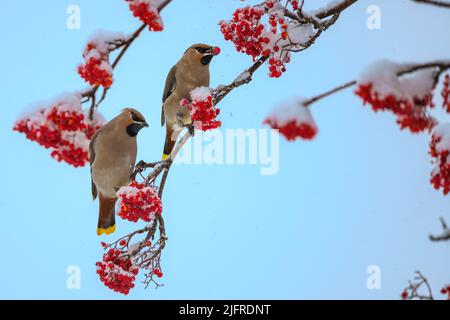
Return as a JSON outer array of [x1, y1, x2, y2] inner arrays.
[[117, 181, 163, 223], [96, 248, 139, 295], [182, 87, 221, 131], [442, 74, 450, 113], [429, 123, 450, 195], [13, 93, 104, 167], [78, 31, 127, 88], [126, 0, 164, 32], [263, 98, 318, 141], [355, 83, 436, 133], [220, 1, 305, 78], [355, 60, 438, 133]]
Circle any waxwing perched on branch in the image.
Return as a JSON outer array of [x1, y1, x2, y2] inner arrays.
[[90, 108, 148, 235], [161, 43, 220, 159]]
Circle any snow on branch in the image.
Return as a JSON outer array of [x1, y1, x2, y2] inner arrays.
[[13, 92, 104, 167], [278, 60, 450, 193], [82, 0, 172, 119], [15, 0, 173, 168], [97, 0, 359, 294], [14, 0, 450, 296]]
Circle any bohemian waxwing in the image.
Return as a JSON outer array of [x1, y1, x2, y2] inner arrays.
[[90, 108, 148, 235], [161, 43, 220, 159]]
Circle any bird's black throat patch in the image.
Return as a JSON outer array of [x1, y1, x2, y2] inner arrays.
[[201, 55, 214, 65], [127, 123, 145, 137]]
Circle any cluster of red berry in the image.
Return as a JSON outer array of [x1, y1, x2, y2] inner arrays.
[[263, 101, 318, 141], [264, 118, 317, 141], [182, 89, 221, 131], [442, 74, 450, 113], [290, 0, 300, 10], [78, 42, 114, 88], [126, 0, 164, 32], [219, 1, 294, 78], [14, 101, 103, 167], [153, 268, 163, 278], [96, 248, 139, 295], [355, 83, 437, 133], [220, 6, 266, 59], [51, 145, 90, 168], [429, 126, 450, 195], [117, 181, 163, 223], [440, 285, 450, 299]]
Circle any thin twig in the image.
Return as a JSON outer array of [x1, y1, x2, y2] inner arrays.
[[429, 217, 450, 242], [412, 0, 450, 8], [84, 0, 173, 119], [302, 61, 450, 108]]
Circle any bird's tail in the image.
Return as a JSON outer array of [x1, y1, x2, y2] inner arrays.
[[162, 126, 179, 160], [97, 194, 117, 236]]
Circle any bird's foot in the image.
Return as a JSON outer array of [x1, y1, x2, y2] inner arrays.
[[186, 124, 195, 137], [135, 160, 147, 172]]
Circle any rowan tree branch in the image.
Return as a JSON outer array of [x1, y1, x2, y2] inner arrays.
[[83, 0, 173, 120], [301, 61, 450, 108], [403, 271, 434, 300], [118, 1, 360, 290], [412, 0, 450, 8]]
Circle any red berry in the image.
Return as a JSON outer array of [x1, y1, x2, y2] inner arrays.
[[401, 291, 408, 300]]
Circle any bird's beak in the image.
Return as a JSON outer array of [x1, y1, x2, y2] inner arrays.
[[138, 121, 149, 128]]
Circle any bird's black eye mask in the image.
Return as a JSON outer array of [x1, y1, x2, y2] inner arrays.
[[201, 54, 214, 65], [195, 47, 210, 54], [130, 112, 144, 123]]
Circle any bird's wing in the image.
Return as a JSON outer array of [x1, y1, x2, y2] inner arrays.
[[89, 130, 100, 200], [161, 65, 177, 126]]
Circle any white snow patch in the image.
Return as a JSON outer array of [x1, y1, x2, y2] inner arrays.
[[433, 123, 450, 157], [267, 98, 317, 128], [358, 59, 436, 100], [190, 87, 212, 101]]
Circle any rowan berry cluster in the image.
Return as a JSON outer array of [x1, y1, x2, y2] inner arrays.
[[429, 124, 450, 195], [13, 95, 103, 167], [78, 42, 114, 88], [117, 181, 163, 223], [183, 87, 221, 131], [355, 83, 437, 133], [220, 1, 298, 78], [126, 0, 164, 32], [263, 100, 318, 141], [96, 248, 139, 295]]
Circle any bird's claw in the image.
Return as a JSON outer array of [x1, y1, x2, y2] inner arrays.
[[135, 160, 147, 172], [187, 124, 195, 137]]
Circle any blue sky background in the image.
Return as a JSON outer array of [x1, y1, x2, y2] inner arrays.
[[1, 0, 449, 299]]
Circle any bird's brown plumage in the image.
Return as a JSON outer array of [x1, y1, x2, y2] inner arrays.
[[161, 43, 219, 159], [90, 108, 148, 235]]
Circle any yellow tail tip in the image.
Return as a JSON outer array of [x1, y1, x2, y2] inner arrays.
[[162, 154, 170, 161], [97, 225, 116, 236]]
